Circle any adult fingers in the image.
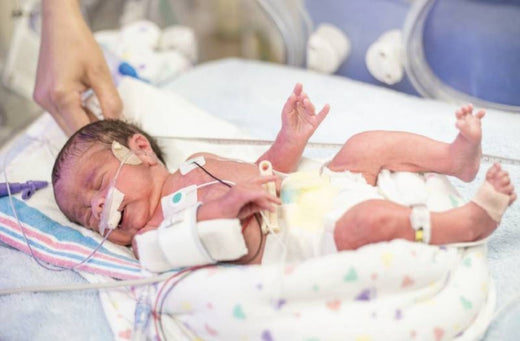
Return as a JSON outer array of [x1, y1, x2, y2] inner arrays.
[[61, 105, 91, 136], [88, 67, 123, 120], [52, 88, 91, 136]]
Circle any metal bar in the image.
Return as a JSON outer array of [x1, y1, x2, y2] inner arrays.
[[155, 136, 520, 166]]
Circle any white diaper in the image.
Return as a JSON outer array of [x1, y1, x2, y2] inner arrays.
[[262, 167, 383, 265]]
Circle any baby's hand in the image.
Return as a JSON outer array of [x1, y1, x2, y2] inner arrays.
[[198, 176, 281, 221], [280, 83, 330, 141]]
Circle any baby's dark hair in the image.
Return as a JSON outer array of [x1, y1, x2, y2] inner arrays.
[[52, 119, 165, 187]]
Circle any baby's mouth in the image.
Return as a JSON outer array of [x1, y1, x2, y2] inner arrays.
[[117, 208, 125, 228]]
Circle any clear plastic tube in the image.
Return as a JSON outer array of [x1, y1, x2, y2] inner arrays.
[[132, 283, 153, 340]]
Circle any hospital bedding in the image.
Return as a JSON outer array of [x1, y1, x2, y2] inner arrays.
[[0, 58, 519, 340]]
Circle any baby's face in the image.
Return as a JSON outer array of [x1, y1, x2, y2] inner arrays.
[[55, 143, 162, 245]]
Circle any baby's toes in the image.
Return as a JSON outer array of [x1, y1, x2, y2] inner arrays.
[[486, 163, 500, 180], [475, 109, 486, 119], [498, 172, 511, 186], [463, 104, 474, 114], [455, 117, 468, 130], [467, 112, 483, 127]]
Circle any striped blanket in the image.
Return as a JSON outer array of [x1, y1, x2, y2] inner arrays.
[[0, 196, 144, 280]]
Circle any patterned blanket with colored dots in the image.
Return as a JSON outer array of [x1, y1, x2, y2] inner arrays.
[[172, 241, 491, 340], [104, 240, 489, 340], [100, 172, 493, 340]]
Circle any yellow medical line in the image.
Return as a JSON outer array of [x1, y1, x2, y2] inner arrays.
[[155, 136, 520, 166]]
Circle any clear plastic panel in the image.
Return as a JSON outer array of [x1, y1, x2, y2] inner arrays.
[[404, 0, 520, 113], [125, 0, 311, 66]]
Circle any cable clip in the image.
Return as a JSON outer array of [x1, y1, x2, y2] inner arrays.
[[259, 160, 280, 234], [0, 180, 49, 200]]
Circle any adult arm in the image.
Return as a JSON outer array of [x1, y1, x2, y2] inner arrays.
[[34, 0, 122, 136]]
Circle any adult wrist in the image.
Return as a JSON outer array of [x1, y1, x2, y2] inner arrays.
[[42, 0, 82, 18]]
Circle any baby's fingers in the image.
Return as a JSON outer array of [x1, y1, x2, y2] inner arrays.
[[237, 197, 278, 220], [315, 103, 330, 123], [302, 97, 316, 115], [292, 83, 303, 96], [250, 174, 278, 186]]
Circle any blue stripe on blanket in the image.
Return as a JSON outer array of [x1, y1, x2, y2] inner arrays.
[[0, 197, 143, 278]]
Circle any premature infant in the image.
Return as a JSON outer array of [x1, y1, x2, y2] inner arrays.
[[52, 84, 516, 270]]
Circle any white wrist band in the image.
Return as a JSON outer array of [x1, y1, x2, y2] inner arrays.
[[410, 205, 431, 244]]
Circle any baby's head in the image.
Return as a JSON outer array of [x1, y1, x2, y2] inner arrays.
[[52, 119, 168, 245]]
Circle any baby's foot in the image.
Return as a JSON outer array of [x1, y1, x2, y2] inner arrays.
[[484, 163, 517, 206], [469, 163, 516, 239], [450, 104, 484, 181]]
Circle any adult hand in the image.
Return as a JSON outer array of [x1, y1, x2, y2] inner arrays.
[[33, 0, 122, 136]]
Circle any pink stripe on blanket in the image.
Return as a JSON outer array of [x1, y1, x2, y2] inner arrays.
[[1, 235, 143, 279], [0, 214, 140, 269], [0, 214, 145, 279]]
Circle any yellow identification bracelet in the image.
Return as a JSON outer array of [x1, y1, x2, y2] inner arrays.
[[415, 228, 424, 243], [410, 205, 431, 244]]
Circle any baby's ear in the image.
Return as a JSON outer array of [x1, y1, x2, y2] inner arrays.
[[128, 133, 158, 165]]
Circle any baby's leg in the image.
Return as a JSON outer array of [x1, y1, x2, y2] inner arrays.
[[333, 164, 516, 250], [328, 104, 484, 185]]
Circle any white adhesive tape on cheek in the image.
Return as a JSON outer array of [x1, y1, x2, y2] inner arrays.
[[99, 186, 124, 234]]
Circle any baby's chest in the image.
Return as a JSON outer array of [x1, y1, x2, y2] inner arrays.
[[177, 157, 260, 202]]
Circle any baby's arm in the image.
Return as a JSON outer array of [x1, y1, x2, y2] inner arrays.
[[132, 177, 280, 259], [197, 175, 281, 221], [257, 83, 330, 173]]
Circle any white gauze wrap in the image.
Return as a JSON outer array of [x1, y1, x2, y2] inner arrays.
[[471, 181, 510, 222], [135, 215, 248, 272], [135, 186, 248, 272]]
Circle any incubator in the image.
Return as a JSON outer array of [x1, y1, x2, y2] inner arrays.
[[1, 1, 520, 340]]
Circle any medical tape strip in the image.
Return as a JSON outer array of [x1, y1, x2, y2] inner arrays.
[[155, 136, 520, 166], [471, 181, 510, 222]]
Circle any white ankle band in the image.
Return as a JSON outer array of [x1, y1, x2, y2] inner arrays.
[[471, 181, 510, 222], [410, 205, 431, 244]]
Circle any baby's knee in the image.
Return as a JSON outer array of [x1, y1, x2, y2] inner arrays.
[[334, 200, 393, 249]]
